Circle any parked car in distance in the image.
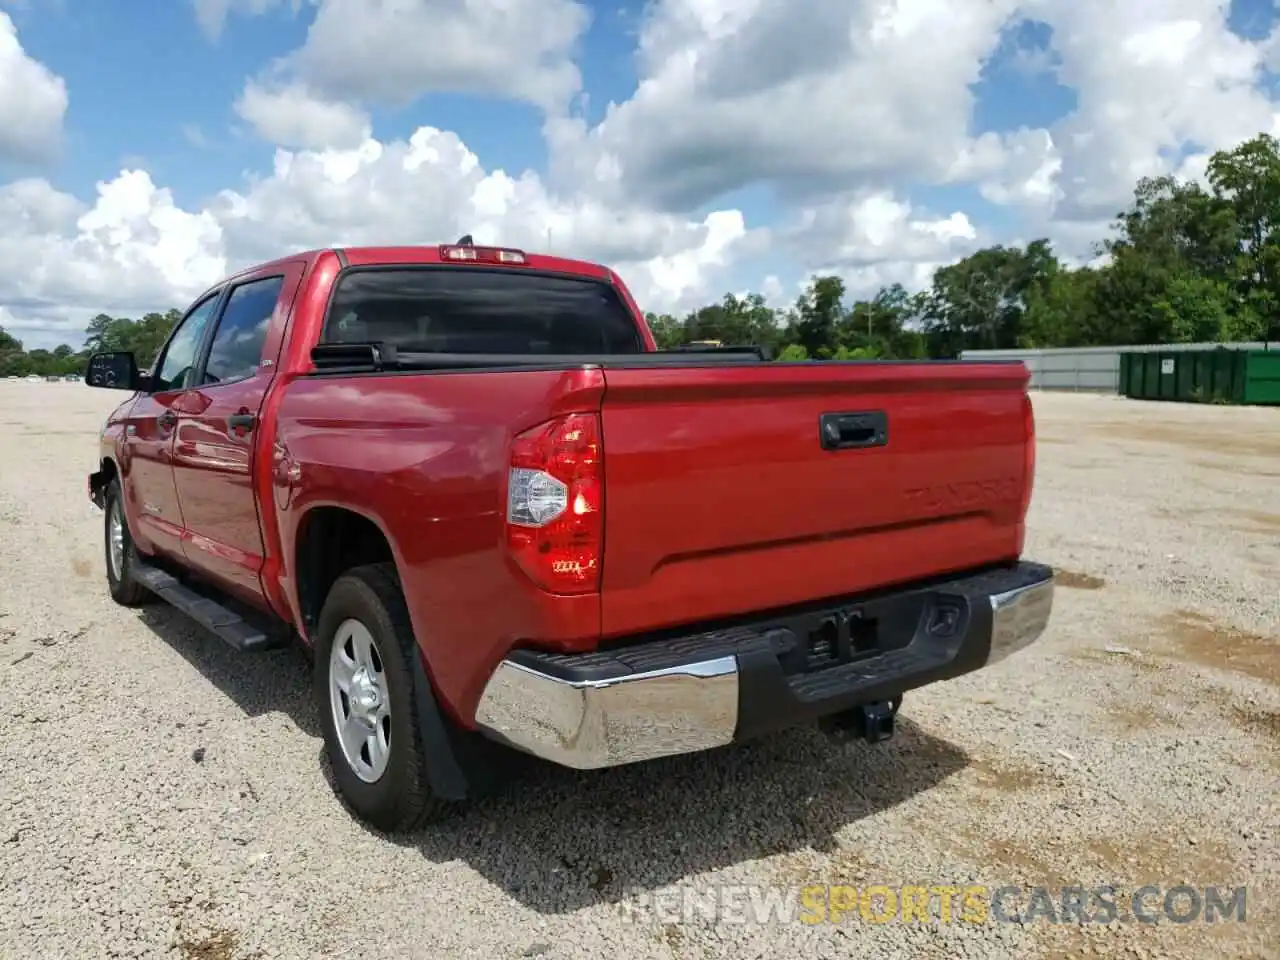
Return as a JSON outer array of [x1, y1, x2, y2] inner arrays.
[[83, 239, 1055, 833]]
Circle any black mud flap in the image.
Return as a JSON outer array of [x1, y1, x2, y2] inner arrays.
[[88, 468, 109, 509]]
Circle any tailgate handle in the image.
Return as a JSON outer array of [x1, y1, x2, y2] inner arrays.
[[820, 411, 887, 451]]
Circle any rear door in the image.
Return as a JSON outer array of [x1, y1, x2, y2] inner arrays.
[[597, 361, 1032, 637], [121, 292, 223, 560], [170, 265, 304, 609]]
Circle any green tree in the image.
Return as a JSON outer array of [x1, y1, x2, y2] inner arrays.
[[837, 284, 926, 358], [1206, 134, 1280, 339], [777, 343, 809, 361], [920, 241, 1058, 356], [0, 327, 26, 376], [643, 312, 684, 349], [789, 276, 846, 357], [686, 293, 781, 352], [1022, 267, 1102, 347]]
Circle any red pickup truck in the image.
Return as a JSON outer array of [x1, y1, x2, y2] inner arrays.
[[85, 240, 1054, 833]]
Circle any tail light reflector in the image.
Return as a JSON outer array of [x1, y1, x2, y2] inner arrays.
[[506, 413, 602, 594], [1020, 392, 1036, 520]]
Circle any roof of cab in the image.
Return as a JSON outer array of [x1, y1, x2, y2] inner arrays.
[[226, 244, 613, 282], [340, 245, 611, 279]]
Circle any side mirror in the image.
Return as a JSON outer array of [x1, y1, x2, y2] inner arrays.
[[84, 351, 146, 391]]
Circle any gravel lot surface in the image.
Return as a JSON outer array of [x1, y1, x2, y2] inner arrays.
[[0, 383, 1277, 960]]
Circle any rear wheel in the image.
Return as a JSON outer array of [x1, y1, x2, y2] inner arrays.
[[314, 563, 459, 832], [103, 478, 150, 607]]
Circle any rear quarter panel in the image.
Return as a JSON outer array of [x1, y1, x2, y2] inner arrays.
[[271, 367, 606, 723]]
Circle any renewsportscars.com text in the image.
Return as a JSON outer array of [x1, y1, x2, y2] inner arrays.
[[619, 883, 1248, 926]]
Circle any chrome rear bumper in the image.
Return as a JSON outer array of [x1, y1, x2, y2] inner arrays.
[[474, 562, 1055, 769], [473, 657, 739, 769], [987, 574, 1056, 666]]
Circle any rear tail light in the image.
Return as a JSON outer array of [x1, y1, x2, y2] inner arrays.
[[1020, 392, 1035, 520], [440, 244, 526, 265], [506, 413, 603, 594]]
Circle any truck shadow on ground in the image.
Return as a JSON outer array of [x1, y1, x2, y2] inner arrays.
[[136, 604, 321, 738], [391, 717, 970, 913], [137, 604, 971, 913]]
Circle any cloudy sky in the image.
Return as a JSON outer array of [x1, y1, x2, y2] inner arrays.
[[1, 0, 1279, 349]]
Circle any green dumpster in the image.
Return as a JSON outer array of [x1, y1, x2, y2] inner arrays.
[[1243, 350, 1280, 404], [1119, 348, 1279, 405]]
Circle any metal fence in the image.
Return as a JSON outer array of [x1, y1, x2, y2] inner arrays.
[[958, 342, 1280, 393]]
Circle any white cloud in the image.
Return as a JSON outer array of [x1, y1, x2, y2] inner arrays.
[[975, 128, 1062, 209], [207, 127, 758, 311], [234, 81, 371, 150], [226, 0, 590, 148], [1021, 0, 1280, 221], [621, 210, 756, 309], [544, 0, 1280, 266], [298, 0, 588, 110], [940, 0, 1280, 258], [0, 11, 67, 164], [799, 192, 979, 267], [0, 127, 756, 347], [546, 0, 1020, 211], [0, 172, 226, 343], [758, 274, 786, 306], [191, 0, 297, 41], [783, 190, 983, 298]]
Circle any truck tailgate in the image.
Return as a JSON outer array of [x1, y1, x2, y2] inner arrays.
[[598, 361, 1032, 638]]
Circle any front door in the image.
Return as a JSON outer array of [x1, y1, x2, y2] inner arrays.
[[171, 268, 303, 610], [122, 292, 223, 559]]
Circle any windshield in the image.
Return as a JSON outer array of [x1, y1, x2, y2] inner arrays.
[[322, 267, 645, 355]]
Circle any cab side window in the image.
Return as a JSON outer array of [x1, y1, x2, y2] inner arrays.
[[153, 294, 221, 392], [201, 276, 285, 384]]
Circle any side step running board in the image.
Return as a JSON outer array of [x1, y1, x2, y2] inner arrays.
[[130, 561, 288, 653]]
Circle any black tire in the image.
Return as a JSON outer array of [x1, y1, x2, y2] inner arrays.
[[103, 478, 151, 607], [314, 562, 459, 833]]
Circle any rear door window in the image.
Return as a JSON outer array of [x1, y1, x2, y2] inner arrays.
[[322, 268, 644, 354]]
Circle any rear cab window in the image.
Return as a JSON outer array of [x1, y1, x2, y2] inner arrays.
[[321, 267, 645, 355]]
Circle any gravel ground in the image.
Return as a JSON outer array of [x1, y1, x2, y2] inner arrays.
[[0, 383, 1277, 960]]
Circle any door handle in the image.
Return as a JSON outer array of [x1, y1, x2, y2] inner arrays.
[[819, 411, 888, 450], [157, 410, 177, 430], [228, 413, 256, 432]]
